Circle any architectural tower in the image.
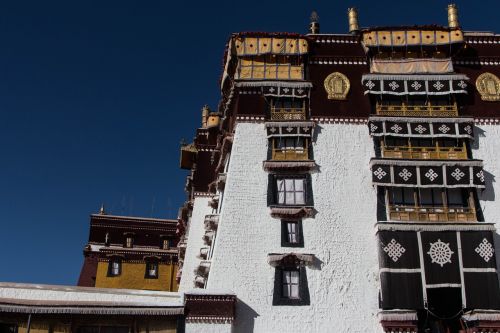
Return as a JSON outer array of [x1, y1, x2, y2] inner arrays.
[[177, 4, 500, 333]]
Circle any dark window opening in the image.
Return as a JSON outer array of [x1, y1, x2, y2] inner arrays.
[[272, 265, 310, 306], [417, 288, 463, 333], [107, 258, 122, 277], [145, 261, 159, 279], [281, 220, 304, 247]]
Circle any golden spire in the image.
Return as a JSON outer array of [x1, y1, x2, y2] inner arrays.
[[348, 7, 360, 34], [447, 4, 460, 28]]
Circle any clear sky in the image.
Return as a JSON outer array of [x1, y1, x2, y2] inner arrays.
[[0, 0, 498, 285]]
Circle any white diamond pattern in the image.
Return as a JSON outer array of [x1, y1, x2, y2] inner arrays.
[[464, 125, 472, 134], [411, 81, 422, 90], [458, 80, 467, 89], [414, 124, 427, 134], [451, 168, 465, 181], [427, 239, 454, 267], [425, 169, 439, 182], [370, 123, 378, 132], [475, 238, 494, 263], [391, 124, 403, 133], [383, 239, 406, 262], [476, 170, 485, 183], [389, 81, 400, 91], [433, 81, 445, 91], [399, 168, 412, 181], [374, 167, 387, 180], [365, 80, 375, 89], [438, 124, 451, 133]]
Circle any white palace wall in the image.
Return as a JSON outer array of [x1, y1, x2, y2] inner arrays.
[[471, 124, 500, 286], [206, 122, 383, 333], [179, 196, 213, 292]]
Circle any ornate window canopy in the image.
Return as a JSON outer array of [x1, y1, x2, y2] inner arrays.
[[362, 74, 469, 96], [476, 72, 500, 101], [362, 28, 464, 48], [265, 121, 315, 138], [233, 36, 308, 56], [370, 158, 485, 188], [235, 81, 312, 98], [267, 253, 314, 267], [368, 117, 474, 139]]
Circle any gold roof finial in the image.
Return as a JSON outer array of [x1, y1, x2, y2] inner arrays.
[[447, 4, 460, 29], [309, 11, 320, 34], [99, 203, 106, 215], [348, 7, 360, 34]]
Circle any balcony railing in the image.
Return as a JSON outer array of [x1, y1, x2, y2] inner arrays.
[[376, 103, 458, 117], [389, 205, 476, 222], [272, 148, 309, 161], [271, 107, 306, 121], [382, 145, 467, 160]]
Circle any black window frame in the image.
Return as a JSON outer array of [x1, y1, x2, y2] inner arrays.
[[281, 220, 304, 247], [268, 174, 314, 207], [107, 258, 122, 277], [145, 260, 159, 279], [272, 265, 310, 306]]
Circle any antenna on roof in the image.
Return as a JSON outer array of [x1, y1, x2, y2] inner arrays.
[[309, 11, 320, 34]]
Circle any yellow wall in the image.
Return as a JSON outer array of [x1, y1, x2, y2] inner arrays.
[[95, 261, 178, 291], [14, 318, 177, 333]]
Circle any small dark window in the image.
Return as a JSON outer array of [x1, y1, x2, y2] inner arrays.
[[124, 236, 134, 248], [281, 220, 304, 247], [273, 266, 310, 306], [108, 258, 121, 277], [162, 238, 170, 250], [145, 261, 159, 279]]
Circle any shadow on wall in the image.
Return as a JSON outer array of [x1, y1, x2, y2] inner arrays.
[[495, 233, 500, 289], [471, 126, 486, 150], [233, 299, 259, 333], [480, 170, 496, 202]]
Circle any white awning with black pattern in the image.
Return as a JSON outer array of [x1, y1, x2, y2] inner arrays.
[[265, 121, 315, 138], [368, 116, 474, 139], [377, 223, 500, 311], [362, 74, 469, 96], [235, 81, 312, 98], [370, 159, 485, 188]]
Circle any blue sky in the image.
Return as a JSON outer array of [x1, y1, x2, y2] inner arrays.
[[0, 0, 498, 285]]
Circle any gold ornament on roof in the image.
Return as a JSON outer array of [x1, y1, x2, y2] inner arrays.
[[324, 72, 350, 100], [476, 72, 500, 101]]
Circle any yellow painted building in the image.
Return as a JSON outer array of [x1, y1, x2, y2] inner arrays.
[[95, 261, 179, 291]]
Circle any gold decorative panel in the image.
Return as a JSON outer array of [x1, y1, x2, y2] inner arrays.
[[324, 72, 350, 100], [476, 72, 500, 101]]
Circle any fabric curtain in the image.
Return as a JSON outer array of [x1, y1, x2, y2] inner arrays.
[[370, 58, 453, 74]]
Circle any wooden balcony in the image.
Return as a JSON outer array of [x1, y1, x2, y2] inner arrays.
[[382, 145, 467, 160], [271, 107, 306, 121], [389, 205, 476, 222], [376, 103, 458, 117], [272, 148, 309, 161]]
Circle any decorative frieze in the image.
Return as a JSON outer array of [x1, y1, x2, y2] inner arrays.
[[370, 158, 485, 188]]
